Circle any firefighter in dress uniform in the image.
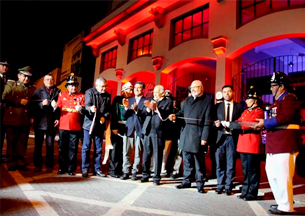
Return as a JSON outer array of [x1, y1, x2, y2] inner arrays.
[[52, 73, 85, 175]]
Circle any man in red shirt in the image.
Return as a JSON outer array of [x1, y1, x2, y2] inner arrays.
[[53, 73, 84, 175]]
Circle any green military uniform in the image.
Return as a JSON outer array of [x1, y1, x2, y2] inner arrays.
[[2, 75, 36, 169]]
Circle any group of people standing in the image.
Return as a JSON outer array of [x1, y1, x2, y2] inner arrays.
[[1, 60, 302, 215]]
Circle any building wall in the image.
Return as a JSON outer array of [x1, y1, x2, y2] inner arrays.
[[88, 0, 305, 96]]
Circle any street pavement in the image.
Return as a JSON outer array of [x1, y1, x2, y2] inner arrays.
[[1, 136, 305, 216]]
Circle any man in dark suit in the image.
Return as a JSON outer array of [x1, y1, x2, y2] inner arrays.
[[121, 81, 146, 180], [169, 80, 213, 193], [214, 85, 243, 195], [140, 85, 173, 185], [31, 74, 61, 173]]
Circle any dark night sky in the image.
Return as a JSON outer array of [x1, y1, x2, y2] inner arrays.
[[1, 1, 108, 82]]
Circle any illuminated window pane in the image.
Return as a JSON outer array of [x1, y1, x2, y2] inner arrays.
[[149, 45, 152, 54], [104, 53, 108, 62], [272, 0, 288, 9], [144, 34, 150, 46], [193, 11, 202, 27], [182, 30, 191, 41], [107, 61, 111, 68], [256, 0, 270, 17], [290, 0, 305, 6], [112, 49, 117, 58], [132, 40, 137, 50], [104, 63, 107, 69], [203, 8, 209, 22], [111, 59, 116, 67], [202, 23, 209, 37], [150, 33, 154, 43], [132, 51, 136, 60], [175, 20, 182, 33], [143, 46, 149, 55], [192, 26, 201, 38], [138, 37, 144, 48], [241, 0, 254, 8], [183, 16, 192, 30], [241, 6, 254, 23]]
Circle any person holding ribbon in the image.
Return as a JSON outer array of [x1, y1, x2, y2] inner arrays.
[[80, 77, 111, 178], [253, 72, 302, 215], [222, 86, 264, 201], [169, 80, 213, 193], [140, 85, 173, 185], [52, 73, 84, 176]]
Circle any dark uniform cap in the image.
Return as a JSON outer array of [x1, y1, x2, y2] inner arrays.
[[246, 86, 262, 101], [18, 66, 32, 76], [65, 73, 79, 87], [270, 71, 290, 87], [0, 61, 10, 67]]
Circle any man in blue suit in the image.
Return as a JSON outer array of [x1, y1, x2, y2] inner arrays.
[[121, 81, 146, 180]]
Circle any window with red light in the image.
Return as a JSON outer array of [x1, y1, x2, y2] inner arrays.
[[171, 4, 209, 48], [238, 0, 305, 27], [101, 46, 118, 72], [129, 30, 153, 62]]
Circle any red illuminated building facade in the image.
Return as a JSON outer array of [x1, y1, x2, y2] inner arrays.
[[84, 0, 305, 103]]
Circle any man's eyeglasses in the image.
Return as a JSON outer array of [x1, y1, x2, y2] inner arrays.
[[270, 84, 279, 88]]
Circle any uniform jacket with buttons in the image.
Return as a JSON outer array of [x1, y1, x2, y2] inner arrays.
[[264, 91, 302, 153], [230, 107, 264, 154], [57, 91, 85, 131], [2, 80, 36, 126]]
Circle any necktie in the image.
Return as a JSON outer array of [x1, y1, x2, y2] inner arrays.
[[226, 103, 230, 121]]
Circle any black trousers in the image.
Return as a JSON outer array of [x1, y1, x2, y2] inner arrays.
[[182, 150, 206, 187], [215, 136, 236, 190], [6, 126, 30, 167], [142, 133, 165, 181], [240, 153, 261, 198], [34, 129, 56, 168], [109, 132, 123, 175], [58, 130, 80, 172]]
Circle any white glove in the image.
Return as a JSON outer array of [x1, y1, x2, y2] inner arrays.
[[75, 104, 82, 112], [51, 100, 58, 110], [221, 121, 230, 128]]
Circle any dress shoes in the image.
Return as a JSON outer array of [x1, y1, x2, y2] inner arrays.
[[94, 170, 106, 177], [243, 195, 257, 201], [270, 205, 279, 210], [237, 194, 246, 199], [176, 183, 191, 189], [170, 173, 179, 179], [8, 166, 17, 171], [140, 177, 149, 183], [82, 171, 88, 178], [18, 165, 28, 171], [268, 209, 294, 215], [197, 186, 205, 193], [34, 167, 42, 172], [57, 169, 66, 174], [215, 188, 224, 194], [46, 167, 53, 173], [110, 173, 119, 178], [131, 173, 137, 181], [225, 189, 232, 196], [153, 181, 160, 186], [121, 173, 129, 180]]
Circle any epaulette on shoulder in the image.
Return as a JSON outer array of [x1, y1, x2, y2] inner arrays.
[[6, 80, 15, 84], [283, 93, 298, 100]]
